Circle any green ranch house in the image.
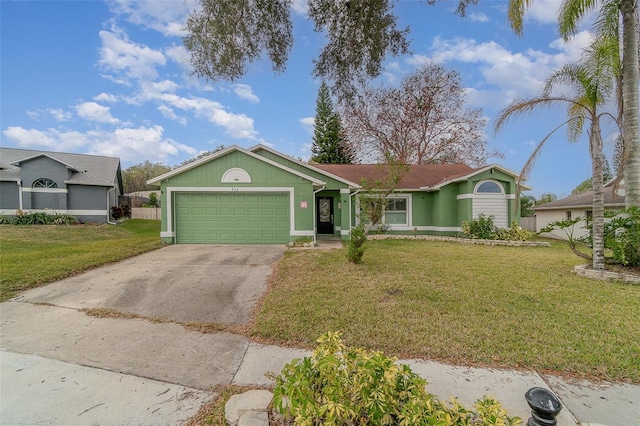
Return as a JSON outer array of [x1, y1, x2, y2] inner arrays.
[[147, 145, 521, 244]]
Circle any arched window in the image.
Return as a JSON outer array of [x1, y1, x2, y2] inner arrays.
[[33, 178, 58, 188], [475, 180, 503, 194]]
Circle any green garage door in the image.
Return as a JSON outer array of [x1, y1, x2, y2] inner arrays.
[[175, 192, 290, 244]]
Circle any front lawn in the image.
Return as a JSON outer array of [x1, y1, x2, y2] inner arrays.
[[251, 239, 640, 383], [0, 220, 162, 301]]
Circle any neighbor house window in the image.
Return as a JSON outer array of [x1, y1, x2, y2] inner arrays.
[[566, 211, 572, 220], [384, 196, 408, 226], [32, 178, 58, 188], [586, 210, 592, 221]]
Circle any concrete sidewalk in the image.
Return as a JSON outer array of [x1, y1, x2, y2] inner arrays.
[[231, 344, 639, 426], [2, 301, 639, 425]]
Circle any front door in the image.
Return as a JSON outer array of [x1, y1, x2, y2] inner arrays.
[[317, 197, 334, 235]]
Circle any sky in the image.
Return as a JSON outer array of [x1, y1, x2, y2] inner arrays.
[[0, 0, 619, 198]]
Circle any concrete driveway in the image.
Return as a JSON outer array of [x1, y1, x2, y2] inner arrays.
[[1, 244, 286, 425], [11, 244, 286, 324]]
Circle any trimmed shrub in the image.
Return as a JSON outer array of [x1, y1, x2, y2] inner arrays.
[[494, 221, 534, 241], [0, 216, 14, 224], [51, 214, 78, 225], [463, 216, 532, 241], [462, 214, 497, 239], [273, 332, 521, 426]]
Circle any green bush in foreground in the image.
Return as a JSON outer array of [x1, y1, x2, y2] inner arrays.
[[347, 225, 367, 263], [273, 332, 521, 426], [3, 210, 79, 225], [462, 216, 532, 241]]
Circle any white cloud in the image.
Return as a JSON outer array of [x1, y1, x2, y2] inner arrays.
[[468, 12, 489, 23], [47, 108, 73, 122], [408, 33, 594, 110], [165, 45, 189, 66], [157, 104, 188, 125], [291, 0, 308, 16], [3, 127, 58, 148], [549, 30, 594, 62], [146, 92, 260, 140], [26, 111, 40, 121], [525, 0, 562, 25], [108, 0, 195, 37], [3, 125, 197, 163], [299, 117, 314, 135], [87, 125, 196, 162], [233, 84, 260, 103], [98, 28, 166, 83], [76, 102, 120, 124], [94, 93, 118, 103]]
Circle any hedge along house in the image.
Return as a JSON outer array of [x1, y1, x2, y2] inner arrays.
[[148, 145, 522, 244], [0, 147, 124, 223]]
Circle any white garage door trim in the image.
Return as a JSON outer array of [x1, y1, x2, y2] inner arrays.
[[161, 186, 296, 238]]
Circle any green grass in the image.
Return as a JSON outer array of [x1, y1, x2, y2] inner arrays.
[[251, 239, 640, 383], [0, 220, 162, 301]]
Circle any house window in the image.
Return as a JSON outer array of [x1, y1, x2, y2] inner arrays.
[[476, 181, 503, 194], [586, 210, 592, 221], [385, 197, 408, 225], [33, 178, 58, 188], [566, 211, 572, 220]]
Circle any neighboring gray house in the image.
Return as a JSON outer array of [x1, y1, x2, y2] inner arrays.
[[0, 148, 124, 223]]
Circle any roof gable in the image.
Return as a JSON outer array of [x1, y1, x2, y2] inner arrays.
[[534, 186, 625, 210], [10, 152, 79, 172], [0, 148, 121, 188], [147, 145, 325, 186], [249, 144, 360, 189]]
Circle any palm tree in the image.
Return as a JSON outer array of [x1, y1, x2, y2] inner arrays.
[[494, 53, 618, 270], [508, 0, 639, 208]]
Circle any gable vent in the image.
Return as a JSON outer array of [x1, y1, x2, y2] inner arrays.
[[221, 168, 251, 183]]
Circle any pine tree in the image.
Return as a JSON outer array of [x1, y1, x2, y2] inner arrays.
[[310, 82, 354, 164]]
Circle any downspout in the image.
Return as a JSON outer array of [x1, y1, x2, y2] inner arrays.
[[106, 186, 117, 224], [312, 185, 326, 245], [349, 189, 361, 238], [17, 180, 23, 211]]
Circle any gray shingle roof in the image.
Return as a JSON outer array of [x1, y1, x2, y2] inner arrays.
[[533, 185, 625, 210], [0, 147, 122, 188]]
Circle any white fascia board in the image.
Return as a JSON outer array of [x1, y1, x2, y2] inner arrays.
[[421, 164, 526, 191], [248, 144, 361, 189], [147, 145, 241, 185], [533, 203, 624, 211]]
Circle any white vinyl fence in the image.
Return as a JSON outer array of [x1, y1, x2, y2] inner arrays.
[[131, 208, 161, 220]]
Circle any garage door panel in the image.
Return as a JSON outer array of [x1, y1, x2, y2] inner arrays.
[[175, 192, 289, 244]]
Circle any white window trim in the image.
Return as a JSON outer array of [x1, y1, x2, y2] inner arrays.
[[0, 209, 106, 216], [355, 193, 412, 229], [474, 179, 505, 195], [22, 187, 68, 194]]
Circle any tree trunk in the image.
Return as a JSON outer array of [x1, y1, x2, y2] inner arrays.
[[621, 0, 640, 208], [591, 122, 606, 270]]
